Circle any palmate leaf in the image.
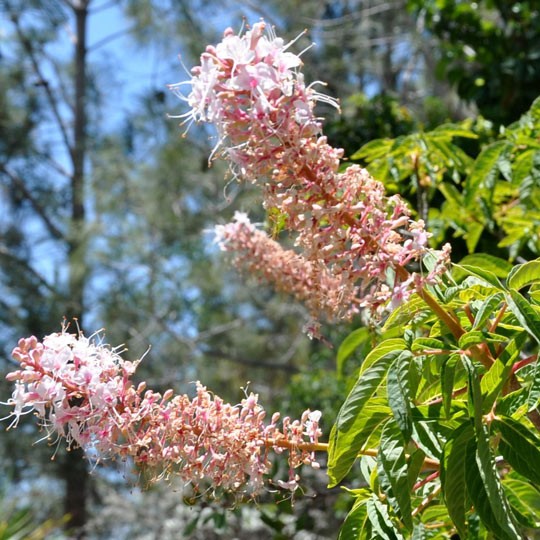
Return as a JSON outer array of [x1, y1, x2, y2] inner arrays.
[[328, 400, 390, 487], [458, 330, 507, 349], [494, 416, 540, 485], [480, 358, 515, 413], [407, 449, 426, 490], [480, 332, 526, 413], [350, 138, 393, 161], [383, 295, 429, 331], [429, 123, 478, 141], [377, 420, 413, 530], [461, 357, 523, 538]]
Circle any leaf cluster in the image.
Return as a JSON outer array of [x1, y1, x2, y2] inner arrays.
[[331, 255, 540, 538], [352, 96, 540, 260]]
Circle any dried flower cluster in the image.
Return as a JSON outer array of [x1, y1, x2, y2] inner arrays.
[[3, 330, 321, 495], [170, 21, 450, 337]]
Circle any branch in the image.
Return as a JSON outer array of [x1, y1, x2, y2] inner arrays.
[[7, 7, 74, 159], [1, 165, 65, 240], [38, 152, 73, 179], [301, 2, 395, 28], [0, 246, 58, 294], [88, 24, 139, 51], [89, 0, 119, 13], [204, 348, 299, 373]]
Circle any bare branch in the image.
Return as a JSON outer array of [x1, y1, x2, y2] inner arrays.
[[88, 24, 139, 52], [42, 50, 75, 114], [38, 152, 73, 179], [89, 0, 119, 14], [7, 7, 74, 159], [0, 246, 58, 293], [0, 165, 66, 241], [300, 2, 396, 28], [204, 348, 299, 373]]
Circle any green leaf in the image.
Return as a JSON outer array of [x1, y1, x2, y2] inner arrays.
[[336, 340, 406, 430], [465, 222, 484, 253], [506, 289, 540, 345], [465, 141, 513, 206], [503, 476, 540, 528], [462, 356, 483, 430], [407, 450, 426, 490], [383, 295, 428, 331], [410, 523, 427, 540], [378, 421, 413, 530], [479, 333, 524, 413], [350, 138, 393, 161], [480, 357, 516, 413], [337, 327, 370, 378], [511, 149, 534, 187], [473, 293, 504, 330], [441, 354, 460, 418], [494, 417, 540, 484], [473, 424, 522, 539], [387, 351, 414, 441], [328, 402, 392, 487], [441, 422, 475, 537], [528, 359, 540, 411], [366, 496, 402, 540], [338, 494, 370, 540], [458, 254, 513, 278], [507, 259, 540, 291], [454, 264, 504, 290], [329, 341, 407, 485], [496, 388, 528, 419], [411, 418, 443, 460], [429, 123, 478, 140], [465, 438, 521, 540], [458, 330, 507, 349], [411, 337, 446, 352]]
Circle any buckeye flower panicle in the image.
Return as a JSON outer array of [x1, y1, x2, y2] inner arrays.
[[2, 329, 322, 497], [170, 21, 451, 337]]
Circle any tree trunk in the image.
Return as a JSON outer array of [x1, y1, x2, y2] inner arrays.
[[63, 2, 89, 537]]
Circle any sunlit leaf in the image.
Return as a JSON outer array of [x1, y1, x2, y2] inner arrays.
[[337, 327, 370, 378], [507, 259, 540, 291]]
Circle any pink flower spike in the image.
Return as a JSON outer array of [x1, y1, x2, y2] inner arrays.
[[3, 328, 323, 497], [171, 20, 451, 338]]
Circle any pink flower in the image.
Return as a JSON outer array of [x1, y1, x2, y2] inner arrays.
[[171, 21, 451, 335], [3, 329, 322, 496]]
